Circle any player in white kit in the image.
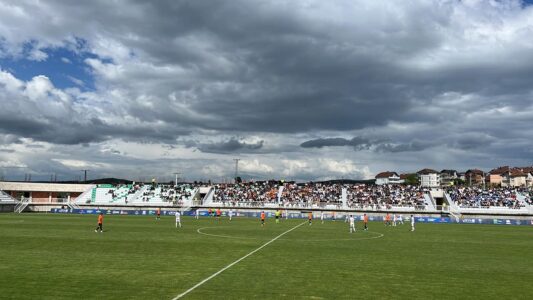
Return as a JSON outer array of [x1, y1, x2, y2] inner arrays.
[[398, 214, 404, 225], [175, 211, 182, 228], [393, 214, 397, 227], [195, 209, 200, 219], [410, 214, 415, 231], [349, 215, 356, 233], [320, 211, 324, 224], [228, 209, 234, 221]]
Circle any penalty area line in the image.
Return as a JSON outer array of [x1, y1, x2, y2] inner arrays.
[[171, 221, 306, 299]]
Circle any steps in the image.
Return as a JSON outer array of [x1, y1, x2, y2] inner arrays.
[[202, 187, 215, 205], [0, 190, 17, 203], [443, 192, 461, 221], [424, 193, 437, 211], [14, 197, 30, 213]]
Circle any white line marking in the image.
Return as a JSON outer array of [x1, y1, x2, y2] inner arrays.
[[172, 221, 306, 299], [196, 226, 258, 240], [197, 226, 384, 242]]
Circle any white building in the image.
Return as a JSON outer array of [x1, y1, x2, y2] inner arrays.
[[417, 169, 440, 187], [375, 171, 403, 185], [501, 169, 528, 187]]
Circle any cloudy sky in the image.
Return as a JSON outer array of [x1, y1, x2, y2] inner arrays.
[[1, 0, 533, 182]]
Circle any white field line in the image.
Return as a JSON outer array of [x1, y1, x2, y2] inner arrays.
[[172, 221, 306, 299], [197, 226, 384, 242]]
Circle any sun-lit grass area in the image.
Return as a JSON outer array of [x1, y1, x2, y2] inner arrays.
[[1, 213, 532, 299]]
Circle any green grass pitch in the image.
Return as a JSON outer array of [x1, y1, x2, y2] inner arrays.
[[1, 213, 533, 299]]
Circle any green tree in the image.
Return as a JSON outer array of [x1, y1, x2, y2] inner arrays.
[[404, 174, 419, 185]]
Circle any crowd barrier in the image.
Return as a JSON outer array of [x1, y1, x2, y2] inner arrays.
[[49, 208, 533, 226]]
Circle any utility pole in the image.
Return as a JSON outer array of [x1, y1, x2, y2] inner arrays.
[[174, 172, 181, 186], [81, 170, 89, 182], [233, 159, 240, 183]]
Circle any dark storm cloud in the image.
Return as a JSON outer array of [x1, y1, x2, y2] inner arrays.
[[301, 137, 435, 153], [196, 138, 264, 154], [0, 0, 452, 141], [3, 1, 533, 141], [452, 134, 495, 150], [300, 137, 372, 150], [0, 114, 188, 145], [374, 140, 436, 153]]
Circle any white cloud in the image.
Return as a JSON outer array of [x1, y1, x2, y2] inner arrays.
[[240, 159, 274, 174]]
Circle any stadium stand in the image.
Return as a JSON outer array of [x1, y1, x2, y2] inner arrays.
[[280, 182, 343, 208], [211, 182, 432, 211], [213, 182, 278, 207], [525, 192, 533, 205], [346, 184, 428, 210], [0, 189, 17, 203], [2, 179, 533, 216], [75, 183, 199, 206], [447, 187, 523, 209]]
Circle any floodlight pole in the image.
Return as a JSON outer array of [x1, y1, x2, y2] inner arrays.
[[81, 170, 89, 182], [233, 159, 240, 182], [174, 172, 181, 186]]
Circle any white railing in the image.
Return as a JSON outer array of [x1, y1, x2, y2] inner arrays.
[[444, 193, 461, 214], [277, 185, 284, 203], [14, 197, 30, 213], [202, 187, 215, 205], [424, 193, 437, 211]]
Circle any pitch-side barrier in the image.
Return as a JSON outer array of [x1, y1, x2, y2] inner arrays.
[[49, 208, 533, 226]]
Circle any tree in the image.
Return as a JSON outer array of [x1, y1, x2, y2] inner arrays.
[[404, 174, 419, 185]]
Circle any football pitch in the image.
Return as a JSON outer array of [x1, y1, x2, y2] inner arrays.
[[1, 214, 532, 299]]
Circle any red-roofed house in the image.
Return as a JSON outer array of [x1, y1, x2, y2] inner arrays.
[[502, 168, 528, 187], [465, 169, 485, 186], [374, 171, 403, 185], [488, 166, 510, 187]]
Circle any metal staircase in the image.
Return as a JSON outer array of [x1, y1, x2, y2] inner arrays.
[[423, 193, 437, 211], [202, 187, 215, 205], [14, 197, 30, 213], [67, 202, 81, 210], [443, 192, 461, 222]]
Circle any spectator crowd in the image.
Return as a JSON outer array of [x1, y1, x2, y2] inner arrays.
[[346, 184, 428, 210], [447, 187, 523, 209]]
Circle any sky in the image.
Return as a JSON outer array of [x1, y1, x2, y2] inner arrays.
[[1, 0, 533, 182]]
